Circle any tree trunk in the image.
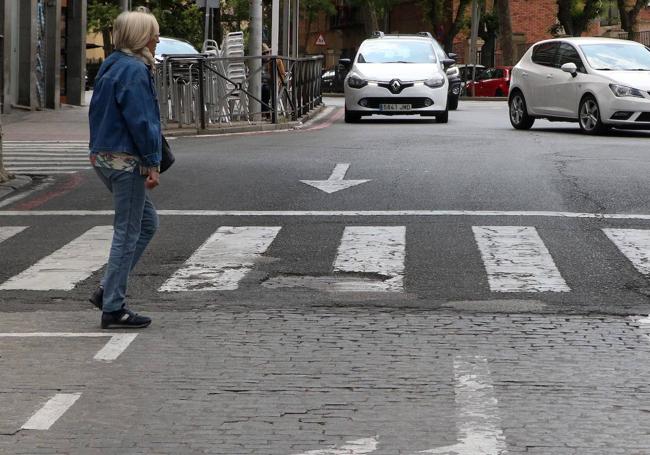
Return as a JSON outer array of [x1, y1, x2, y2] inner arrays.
[[0, 119, 13, 184], [557, 0, 600, 36], [618, 0, 645, 33], [495, 0, 513, 65], [362, 1, 380, 36], [102, 28, 113, 59]]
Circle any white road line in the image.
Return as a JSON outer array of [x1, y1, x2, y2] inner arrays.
[[0, 226, 27, 243], [473, 226, 569, 292], [0, 332, 138, 362], [0, 225, 113, 290], [21, 393, 82, 431], [603, 228, 650, 275], [6, 157, 89, 161], [333, 226, 405, 291], [0, 179, 55, 208], [293, 438, 378, 455], [159, 226, 281, 291], [5, 166, 90, 171], [93, 333, 139, 361], [5, 209, 650, 219], [418, 356, 506, 454]]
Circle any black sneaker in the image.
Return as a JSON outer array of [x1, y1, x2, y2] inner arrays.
[[101, 308, 152, 329], [89, 286, 103, 310]]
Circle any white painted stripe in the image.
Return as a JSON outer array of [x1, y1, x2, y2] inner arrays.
[[3, 170, 78, 175], [0, 332, 137, 362], [0, 180, 55, 208], [21, 393, 82, 430], [603, 228, 650, 275], [473, 226, 569, 292], [293, 438, 378, 455], [5, 141, 87, 144], [0, 226, 27, 243], [4, 209, 650, 219], [94, 333, 139, 361], [420, 356, 506, 454], [333, 226, 405, 291], [159, 226, 281, 291], [6, 157, 89, 161], [0, 226, 113, 290], [6, 164, 91, 172]]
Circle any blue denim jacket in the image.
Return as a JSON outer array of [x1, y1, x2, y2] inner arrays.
[[89, 51, 161, 169]]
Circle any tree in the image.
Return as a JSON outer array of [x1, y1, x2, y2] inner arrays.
[[421, 0, 472, 53], [617, 0, 646, 33], [495, 0, 513, 65], [87, 0, 121, 58], [88, 1, 205, 54], [555, 0, 601, 36], [301, 0, 336, 51]]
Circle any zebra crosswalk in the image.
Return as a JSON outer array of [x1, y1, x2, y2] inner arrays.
[[3, 141, 90, 174], [0, 223, 649, 295]]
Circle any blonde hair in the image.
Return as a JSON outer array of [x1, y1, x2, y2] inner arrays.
[[112, 10, 159, 68]]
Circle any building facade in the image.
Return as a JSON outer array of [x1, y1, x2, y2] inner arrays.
[[0, 0, 87, 112], [303, 0, 650, 69]]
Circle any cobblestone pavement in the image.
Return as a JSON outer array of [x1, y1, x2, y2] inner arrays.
[[1, 309, 650, 454]]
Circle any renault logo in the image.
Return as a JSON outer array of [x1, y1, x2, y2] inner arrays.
[[390, 79, 402, 93]]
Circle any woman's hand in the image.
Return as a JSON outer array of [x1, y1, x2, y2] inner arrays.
[[145, 170, 160, 189]]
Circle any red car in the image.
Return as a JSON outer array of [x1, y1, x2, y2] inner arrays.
[[465, 66, 512, 97]]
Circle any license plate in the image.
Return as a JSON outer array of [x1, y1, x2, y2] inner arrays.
[[380, 103, 412, 111]]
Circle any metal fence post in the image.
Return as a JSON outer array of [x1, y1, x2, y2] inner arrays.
[[198, 58, 206, 130]]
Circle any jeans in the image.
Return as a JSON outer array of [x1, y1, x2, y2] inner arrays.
[[94, 167, 158, 312]]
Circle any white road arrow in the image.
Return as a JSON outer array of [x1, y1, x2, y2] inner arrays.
[[300, 163, 370, 194], [293, 437, 378, 455]]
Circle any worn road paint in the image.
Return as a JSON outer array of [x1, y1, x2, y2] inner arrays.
[[472, 226, 569, 292], [93, 333, 139, 361], [293, 437, 378, 455], [8, 209, 650, 219], [0, 332, 137, 362], [300, 163, 371, 194], [21, 393, 82, 431], [12, 173, 85, 210], [418, 356, 506, 455], [333, 226, 405, 291], [603, 228, 650, 275], [0, 226, 27, 243], [0, 225, 112, 290], [159, 226, 281, 291]]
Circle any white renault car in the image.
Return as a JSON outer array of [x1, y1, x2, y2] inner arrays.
[[509, 37, 650, 134], [344, 32, 453, 123]]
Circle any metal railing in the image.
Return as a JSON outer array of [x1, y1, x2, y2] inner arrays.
[[616, 30, 650, 46], [155, 54, 323, 130]]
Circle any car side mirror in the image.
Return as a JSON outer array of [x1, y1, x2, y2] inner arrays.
[[447, 52, 457, 61], [561, 62, 578, 77], [442, 58, 455, 68], [339, 58, 352, 68]]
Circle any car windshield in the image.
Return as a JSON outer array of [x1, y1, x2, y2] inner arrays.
[[157, 39, 199, 56], [357, 40, 437, 64], [580, 43, 650, 70]]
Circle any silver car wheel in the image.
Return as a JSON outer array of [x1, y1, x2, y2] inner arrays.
[[510, 95, 524, 124], [579, 98, 599, 131]]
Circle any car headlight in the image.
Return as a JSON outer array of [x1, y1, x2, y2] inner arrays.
[[609, 84, 645, 98], [347, 75, 368, 89], [424, 77, 445, 88]]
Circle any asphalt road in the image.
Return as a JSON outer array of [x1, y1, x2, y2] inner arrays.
[[2, 99, 650, 453]]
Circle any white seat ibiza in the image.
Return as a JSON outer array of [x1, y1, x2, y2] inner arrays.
[[509, 37, 650, 134], [344, 33, 452, 123]]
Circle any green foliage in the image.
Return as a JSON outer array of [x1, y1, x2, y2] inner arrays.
[[301, 0, 336, 23], [87, 0, 120, 34]]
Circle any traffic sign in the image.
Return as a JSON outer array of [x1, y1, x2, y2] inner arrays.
[[315, 34, 326, 46]]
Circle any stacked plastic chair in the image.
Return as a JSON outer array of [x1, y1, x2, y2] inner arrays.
[[222, 32, 249, 121]]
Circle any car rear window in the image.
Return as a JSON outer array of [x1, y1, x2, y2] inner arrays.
[[357, 40, 437, 64], [532, 42, 558, 67]]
